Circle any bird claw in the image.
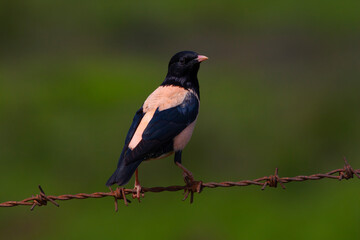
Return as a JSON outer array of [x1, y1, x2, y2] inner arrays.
[[182, 171, 202, 203], [132, 184, 144, 202], [182, 171, 195, 183]]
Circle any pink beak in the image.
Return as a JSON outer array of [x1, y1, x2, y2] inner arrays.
[[196, 55, 209, 62]]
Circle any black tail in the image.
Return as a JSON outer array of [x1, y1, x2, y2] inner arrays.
[[106, 160, 142, 186]]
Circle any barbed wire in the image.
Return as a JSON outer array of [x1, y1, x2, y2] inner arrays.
[[1, 158, 359, 212]]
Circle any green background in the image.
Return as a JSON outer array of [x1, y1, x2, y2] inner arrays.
[[1, 1, 360, 239]]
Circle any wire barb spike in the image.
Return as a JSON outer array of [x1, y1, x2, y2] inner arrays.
[[30, 185, 59, 211], [261, 168, 286, 190]]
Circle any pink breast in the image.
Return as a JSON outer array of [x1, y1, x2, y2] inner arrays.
[[173, 119, 197, 151]]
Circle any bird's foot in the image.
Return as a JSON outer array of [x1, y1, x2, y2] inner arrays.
[[182, 171, 203, 204], [182, 169, 195, 183], [109, 187, 132, 211], [132, 183, 144, 202]]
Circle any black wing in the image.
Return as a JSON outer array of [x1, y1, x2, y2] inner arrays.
[[124, 92, 199, 165], [117, 107, 144, 168]]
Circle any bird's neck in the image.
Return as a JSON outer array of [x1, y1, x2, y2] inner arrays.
[[161, 75, 200, 99]]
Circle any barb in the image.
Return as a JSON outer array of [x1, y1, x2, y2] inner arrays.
[[1, 157, 359, 211]]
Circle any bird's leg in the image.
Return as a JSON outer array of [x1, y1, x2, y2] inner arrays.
[[174, 151, 194, 183], [175, 162, 195, 183], [132, 168, 144, 202], [174, 151, 202, 203]]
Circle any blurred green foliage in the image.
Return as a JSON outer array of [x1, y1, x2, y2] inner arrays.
[[1, 1, 360, 239]]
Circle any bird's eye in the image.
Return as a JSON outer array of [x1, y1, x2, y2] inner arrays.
[[179, 57, 186, 65]]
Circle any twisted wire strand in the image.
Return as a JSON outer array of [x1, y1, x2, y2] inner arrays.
[[1, 158, 359, 211]]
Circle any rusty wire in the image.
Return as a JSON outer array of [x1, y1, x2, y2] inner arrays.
[[1, 158, 359, 212]]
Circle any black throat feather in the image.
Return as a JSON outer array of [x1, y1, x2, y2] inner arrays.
[[161, 75, 200, 99]]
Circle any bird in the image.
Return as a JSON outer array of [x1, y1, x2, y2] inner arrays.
[[106, 51, 208, 200]]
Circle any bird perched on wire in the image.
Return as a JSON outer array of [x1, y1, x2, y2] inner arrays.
[[106, 51, 208, 200]]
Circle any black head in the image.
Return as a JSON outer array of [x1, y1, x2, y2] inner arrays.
[[162, 51, 208, 97]]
